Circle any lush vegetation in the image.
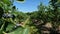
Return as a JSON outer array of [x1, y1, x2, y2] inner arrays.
[[0, 0, 60, 34]]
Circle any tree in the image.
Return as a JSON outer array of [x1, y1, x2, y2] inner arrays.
[[49, 0, 60, 28]]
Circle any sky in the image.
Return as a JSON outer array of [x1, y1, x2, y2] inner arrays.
[[13, 0, 49, 12]]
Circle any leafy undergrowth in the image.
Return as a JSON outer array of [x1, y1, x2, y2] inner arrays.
[[8, 27, 30, 34], [6, 16, 30, 34]]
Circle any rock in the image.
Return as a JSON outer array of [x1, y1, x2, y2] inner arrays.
[[44, 22, 52, 28]]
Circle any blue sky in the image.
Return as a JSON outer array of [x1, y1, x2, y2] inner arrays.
[[13, 0, 49, 12]]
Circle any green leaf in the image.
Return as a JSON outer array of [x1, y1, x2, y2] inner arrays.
[[6, 23, 15, 31], [2, 0, 11, 5], [8, 27, 30, 34], [22, 28, 29, 34]]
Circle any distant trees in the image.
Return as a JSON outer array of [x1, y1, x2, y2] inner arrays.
[[29, 0, 60, 34]]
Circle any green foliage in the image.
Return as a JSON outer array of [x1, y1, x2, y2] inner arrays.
[[8, 27, 29, 34], [1, 0, 11, 6], [0, 0, 30, 34], [29, 0, 60, 34], [0, 0, 60, 34]]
